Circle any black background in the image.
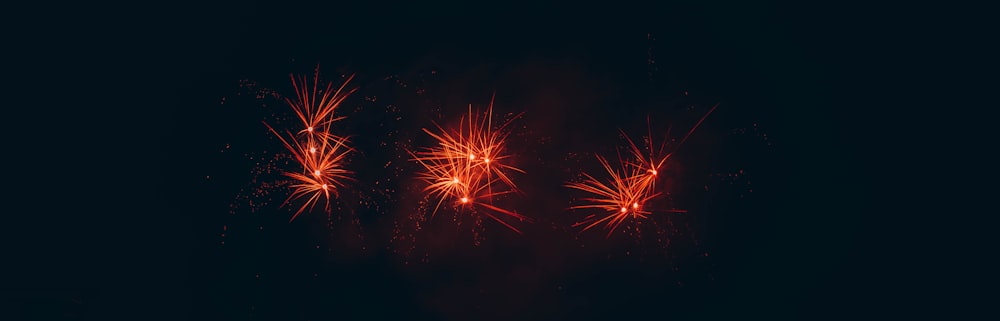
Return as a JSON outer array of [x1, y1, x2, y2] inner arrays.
[[5, 1, 977, 320]]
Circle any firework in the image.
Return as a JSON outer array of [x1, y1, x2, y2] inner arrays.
[[286, 68, 357, 134], [264, 67, 357, 222], [409, 95, 529, 233], [567, 104, 718, 238]]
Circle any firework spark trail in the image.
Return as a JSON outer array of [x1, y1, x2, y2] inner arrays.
[[286, 68, 357, 135], [263, 66, 357, 222], [567, 103, 718, 238], [409, 95, 529, 233]]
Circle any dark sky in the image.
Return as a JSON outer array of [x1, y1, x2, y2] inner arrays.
[[7, 1, 971, 320]]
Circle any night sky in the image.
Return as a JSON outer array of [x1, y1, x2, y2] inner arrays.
[[7, 1, 967, 320]]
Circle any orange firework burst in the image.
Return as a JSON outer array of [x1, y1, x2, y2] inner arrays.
[[264, 67, 357, 222], [409, 95, 529, 233], [567, 104, 718, 238], [566, 153, 673, 238]]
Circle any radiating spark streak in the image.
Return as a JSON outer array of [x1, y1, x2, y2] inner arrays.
[[409, 95, 527, 233], [567, 104, 716, 237], [622, 103, 720, 199], [477, 202, 527, 234], [673, 103, 719, 154]]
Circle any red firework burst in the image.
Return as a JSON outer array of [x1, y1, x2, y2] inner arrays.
[[409, 95, 529, 233], [567, 104, 718, 238], [264, 67, 357, 222]]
